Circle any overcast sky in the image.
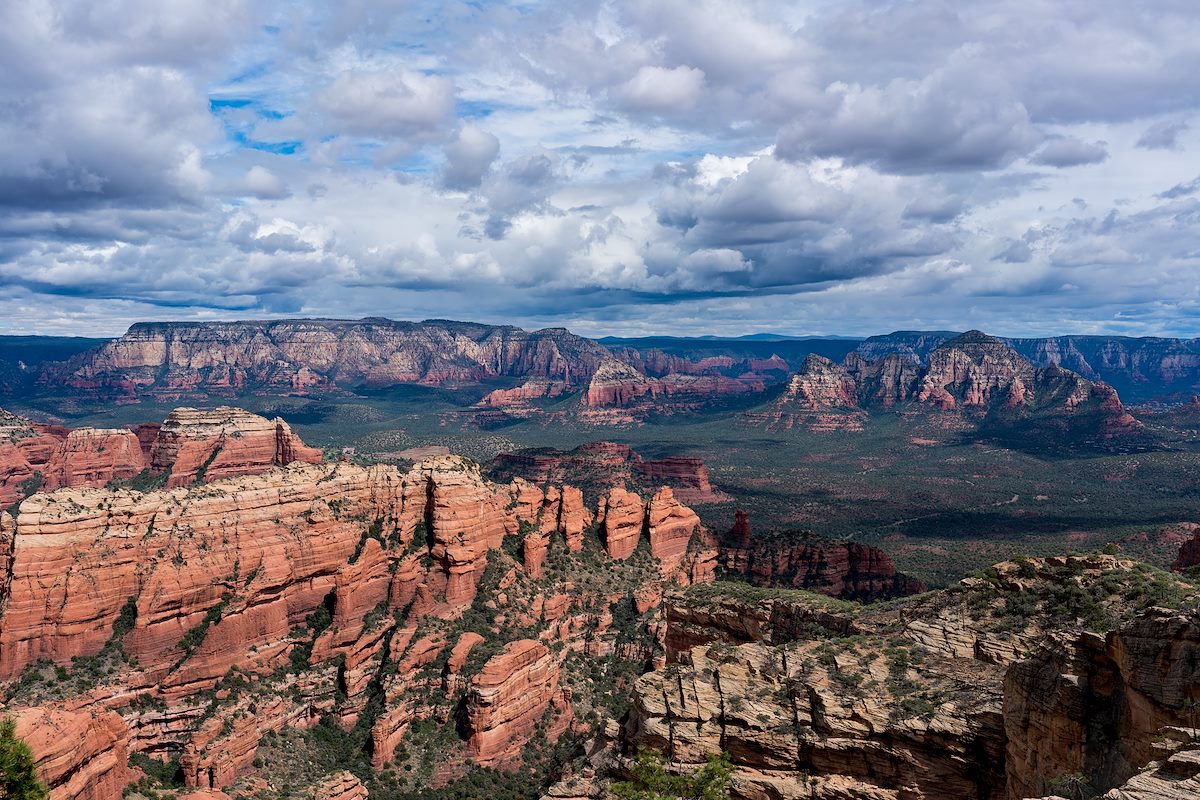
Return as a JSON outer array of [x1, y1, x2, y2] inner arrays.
[[2, 0, 1200, 338]]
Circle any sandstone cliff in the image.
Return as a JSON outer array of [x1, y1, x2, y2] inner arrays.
[[0, 406, 322, 507], [0, 447, 718, 800]]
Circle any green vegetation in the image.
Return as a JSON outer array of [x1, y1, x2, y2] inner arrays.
[[611, 750, 733, 800], [176, 594, 231, 660], [106, 469, 169, 493], [0, 718, 47, 800]]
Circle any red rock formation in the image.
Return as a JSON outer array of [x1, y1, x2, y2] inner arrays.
[[417, 455, 511, 605], [47, 319, 612, 397], [599, 487, 645, 560], [1171, 527, 1200, 572], [580, 359, 762, 419], [720, 511, 925, 601], [731, 509, 751, 548], [463, 639, 570, 767], [633, 456, 725, 505], [152, 406, 321, 488], [490, 441, 727, 505], [40, 428, 146, 491], [842, 352, 922, 407], [477, 379, 568, 408], [645, 487, 701, 574], [0, 437, 717, 795], [14, 705, 132, 800], [558, 485, 591, 552], [917, 331, 1035, 411], [745, 355, 867, 431], [311, 771, 369, 800]]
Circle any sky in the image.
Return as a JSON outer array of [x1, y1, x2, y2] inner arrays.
[[2, 0, 1200, 339]]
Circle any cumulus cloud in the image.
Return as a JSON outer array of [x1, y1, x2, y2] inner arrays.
[[611, 65, 706, 113], [236, 166, 290, 199], [318, 69, 454, 140], [442, 123, 500, 190], [774, 64, 1041, 174]]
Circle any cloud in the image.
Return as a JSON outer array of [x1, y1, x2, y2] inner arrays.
[[442, 123, 500, 190], [611, 65, 706, 113], [1030, 137, 1109, 167], [774, 62, 1041, 174], [2, 0, 1200, 338], [236, 166, 290, 199], [1137, 119, 1190, 151], [318, 69, 454, 140]]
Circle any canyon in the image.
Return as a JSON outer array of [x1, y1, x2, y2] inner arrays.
[[0, 409, 746, 800], [0, 402, 1196, 800]]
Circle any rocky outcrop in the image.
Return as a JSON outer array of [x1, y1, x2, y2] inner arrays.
[[310, 771, 369, 800], [13, 705, 132, 800], [580, 360, 763, 421], [1171, 526, 1200, 572], [0, 424, 723, 799], [742, 331, 1144, 446], [463, 639, 570, 767], [490, 441, 727, 505], [645, 488, 701, 574], [151, 406, 322, 488], [40, 428, 146, 491], [559, 485, 591, 552], [46, 319, 612, 398], [1095, 737, 1200, 799], [858, 330, 1200, 404], [594, 555, 1200, 800], [1005, 610, 1200, 798], [599, 487, 646, 560], [0, 405, 322, 505], [721, 531, 926, 601], [744, 354, 867, 431], [916, 331, 1036, 410]]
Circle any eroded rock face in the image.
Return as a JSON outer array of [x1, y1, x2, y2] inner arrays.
[[40, 428, 146, 491], [463, 639, 570, 767], [723, 538, 926, 601], [744, 355, 866, 432], [1171, 526, 1200, 571], [0, 405, 323, 506], [600, 487, 645, 560], [597, 555, 1200, 800], [46, 319, 612, 397], [152, 406, 322, 488], [310, 771, 369, 800], [742, 331, 1143, 445], [580, 360, 762, 421], [1005, 611, 1200, 799], [490, 441, 727, 505], [646, 487, 701, 574], [0, 441, 718, 798], [13, 705, 132, 800]]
